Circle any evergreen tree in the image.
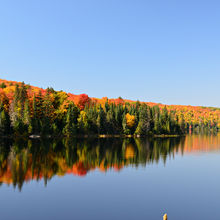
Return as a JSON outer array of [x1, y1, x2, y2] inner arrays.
[[19, 82, 28, 117], [0, 108, 11, 136], [135, 105, 151, 135], [23, 100, 32, 134], [106, 108, 115, 134], [63, 104, 77, 137], [96, 106, 106, 135], [0, 82, 6, 89]]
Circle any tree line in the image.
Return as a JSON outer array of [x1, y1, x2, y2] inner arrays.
[[0, 83, 218, 137]]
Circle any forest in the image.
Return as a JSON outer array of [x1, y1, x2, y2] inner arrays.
[[0, 79, 219, 137]]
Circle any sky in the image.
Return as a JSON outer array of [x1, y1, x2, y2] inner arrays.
[[0, 0, 219, 107]]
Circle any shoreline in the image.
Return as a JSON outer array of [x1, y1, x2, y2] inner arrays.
[[1, 132, 219, 140], [0, 133, 185, 139]]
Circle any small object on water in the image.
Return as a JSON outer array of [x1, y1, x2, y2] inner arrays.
[[29, 134, 41, 139], [163, 213, 167, 220]]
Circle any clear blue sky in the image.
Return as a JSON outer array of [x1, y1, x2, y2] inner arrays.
[[0, 0, 219, 107]]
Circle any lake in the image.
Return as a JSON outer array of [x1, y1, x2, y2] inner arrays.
[[0, 134, 220, 220]]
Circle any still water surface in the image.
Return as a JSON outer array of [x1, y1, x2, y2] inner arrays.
[[0, 135, 220, 220]]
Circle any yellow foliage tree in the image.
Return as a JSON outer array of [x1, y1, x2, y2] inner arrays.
[[126, 113, 135, 128]]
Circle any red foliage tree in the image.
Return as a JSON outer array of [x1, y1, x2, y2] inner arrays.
[[76, 94, 90, 110]]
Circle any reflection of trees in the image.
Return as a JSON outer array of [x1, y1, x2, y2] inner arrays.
[[1, 135, 218, 190]]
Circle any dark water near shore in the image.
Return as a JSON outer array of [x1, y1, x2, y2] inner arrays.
[[0, 134, 220, 220]]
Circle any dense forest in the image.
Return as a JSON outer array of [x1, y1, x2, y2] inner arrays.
[[0, 79, 219, 137]]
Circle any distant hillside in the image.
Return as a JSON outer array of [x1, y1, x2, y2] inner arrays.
[[0, 78, 219, 136]]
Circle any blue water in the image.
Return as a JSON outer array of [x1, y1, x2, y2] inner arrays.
[[0, 135, 220, 220]]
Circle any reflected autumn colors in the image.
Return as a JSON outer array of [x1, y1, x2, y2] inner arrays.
[[0, 134, 219, 191]]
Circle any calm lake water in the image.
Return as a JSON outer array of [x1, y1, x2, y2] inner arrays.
[[0, 134, 220, 220]]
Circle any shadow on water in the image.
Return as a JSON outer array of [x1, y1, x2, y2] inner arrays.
[[0, 134, 219, 191]]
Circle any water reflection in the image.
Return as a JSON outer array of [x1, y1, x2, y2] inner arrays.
[[0, 134, 219, 190]]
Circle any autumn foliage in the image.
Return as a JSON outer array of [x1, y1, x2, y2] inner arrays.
[[126, 113, 136, 128], [0, 78, 219, 137]]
